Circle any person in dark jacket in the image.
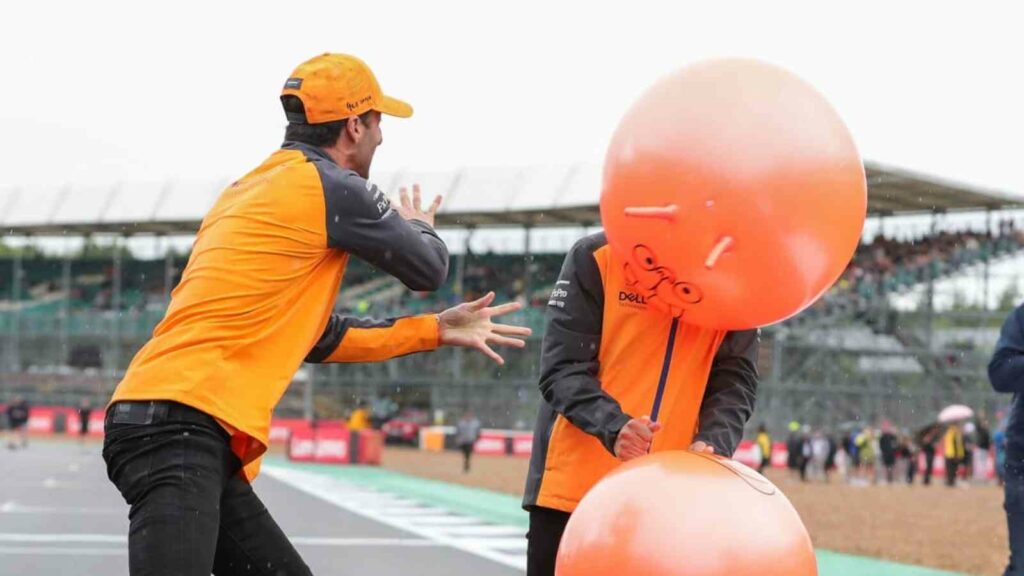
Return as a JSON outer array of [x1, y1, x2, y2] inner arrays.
[[898, 434, 918, 485], [879, 422, 899, 484], [988, 304, 1024, 575], [5, 397, 30, 450], [918, 423, 941, 486], [455, 410, 482, 473], [78, 399, 93, 444], [787, 422, 804, 479], [522, 233, 759, 576]]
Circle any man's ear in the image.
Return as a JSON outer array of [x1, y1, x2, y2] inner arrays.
[[344, 115, 363, 142]]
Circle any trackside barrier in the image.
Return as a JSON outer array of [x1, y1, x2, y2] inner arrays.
[[285, 422, 383, 466], [5, 405, 383, 466], [416, 430, 996, 479]]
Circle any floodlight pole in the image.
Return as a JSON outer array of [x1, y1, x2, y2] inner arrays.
[[111, 235, 123, 380], [304, 364, 315, 422], [451, 227, 475, 384], [60, 239, 72, 366], [925, 212, 938, 351], [162, 235, 175, 305], [984, 209, 993, 310], [523, 223, 533, 305], [7, 241, 23, 375]]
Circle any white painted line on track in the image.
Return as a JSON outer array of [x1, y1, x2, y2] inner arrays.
[[434, 526, 525, 537], [0, 502, 123, 515], [0, 546, 127, 556], [0, 534, 439, 547], [291, 537, 440, 547], [457, 538, 527, 551], [404, 516, 480, 526], [0, 534, 122, 543], [263, 466, 527, 572]]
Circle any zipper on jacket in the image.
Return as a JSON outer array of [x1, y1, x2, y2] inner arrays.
[[650, 317, 680, 422]]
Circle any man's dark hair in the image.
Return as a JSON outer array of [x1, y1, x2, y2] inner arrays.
[[281, 95, 371, 148]]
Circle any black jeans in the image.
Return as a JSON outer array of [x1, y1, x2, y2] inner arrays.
[[526, 506, 571, 576], [102, 401, 312, 576], [946, 458, 960, 487], [1006, 460, 1024, 575]]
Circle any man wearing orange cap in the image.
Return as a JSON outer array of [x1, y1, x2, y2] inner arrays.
[[102, 54, 531, 576]]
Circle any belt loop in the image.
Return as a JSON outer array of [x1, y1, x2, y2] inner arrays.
[[154, 401, 169, 422]]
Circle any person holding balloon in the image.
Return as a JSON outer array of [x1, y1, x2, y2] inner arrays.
[[521, 231, 761, 576], [524, 59, 866, 576]]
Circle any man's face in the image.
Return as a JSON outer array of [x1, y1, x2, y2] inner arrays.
[[351, 110, 383, 178]]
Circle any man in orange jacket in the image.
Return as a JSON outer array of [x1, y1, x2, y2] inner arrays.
[[522, 233, 760, 575], [102, 54, 531, 576]]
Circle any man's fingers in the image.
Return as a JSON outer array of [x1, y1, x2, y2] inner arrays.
[[466, 291, 496, 311], [488, 335, 527, 349], [412, 184, 422, 211], [634, 424, 654, 442], [492, 323, 532, 337], [619, 431, 651, 452], [622, 439, 650, 454], [478, 342, 504, 365], [486, 301, 523, 318], [619, 445, 648, 461], [689, 441, 715, 454], [649, 420, 663, 433], [617, 446, 639, 460], [399, 187, 411, 209], [428, 194, 443, 215]]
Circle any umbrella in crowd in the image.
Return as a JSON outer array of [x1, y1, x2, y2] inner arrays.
[[938, 404, 974, 424]]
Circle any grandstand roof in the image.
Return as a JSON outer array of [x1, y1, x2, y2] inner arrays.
[[1, 161, 1021, 236]]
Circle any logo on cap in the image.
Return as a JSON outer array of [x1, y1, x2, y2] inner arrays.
[[284, 78, 303, 90]]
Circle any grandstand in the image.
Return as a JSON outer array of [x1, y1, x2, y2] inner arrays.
[[2, 161, 1023, 434]]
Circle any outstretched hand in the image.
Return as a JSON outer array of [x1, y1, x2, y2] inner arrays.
[[394, 184, 443, 227], [438, 292, 533, 365]]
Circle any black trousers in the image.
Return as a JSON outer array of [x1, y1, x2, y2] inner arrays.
[[527, 506, 571, 576], [946, 458, 960, 487], [1005, 460, 1024, 575], [103, 401, 312, 576]]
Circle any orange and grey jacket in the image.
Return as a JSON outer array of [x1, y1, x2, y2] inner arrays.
[[523, 232, 759, 513], [111, 141, 448, 480]]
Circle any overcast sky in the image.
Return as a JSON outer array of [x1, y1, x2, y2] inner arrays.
[[1, 0, 1022, 197]]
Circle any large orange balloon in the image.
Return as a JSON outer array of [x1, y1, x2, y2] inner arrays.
[[556, 451, 816, 576], [601, 59, 866, 329]]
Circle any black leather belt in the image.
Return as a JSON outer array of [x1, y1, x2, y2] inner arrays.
[[106, 400, 219, 430]]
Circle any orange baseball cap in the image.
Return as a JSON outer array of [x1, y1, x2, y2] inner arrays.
[[281, 53, 413, 124]]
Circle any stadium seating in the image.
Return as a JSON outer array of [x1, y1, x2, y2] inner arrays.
[[2, 226, 1022, 322]]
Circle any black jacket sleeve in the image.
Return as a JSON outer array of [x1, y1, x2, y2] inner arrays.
[[694, 329, 760, 456], [990, 305, 1024, 394], [319, 166, 449, 291], [538, 235, 631, 455]]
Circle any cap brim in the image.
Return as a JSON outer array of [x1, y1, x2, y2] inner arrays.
[[377, 95, 413, 118]]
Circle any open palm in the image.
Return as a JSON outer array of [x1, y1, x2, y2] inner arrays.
[[438, 292, 533, 365]]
